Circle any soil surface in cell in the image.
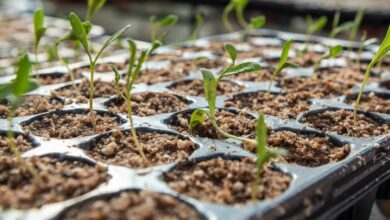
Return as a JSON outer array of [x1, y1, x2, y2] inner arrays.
[[59, 190, 202, 220], [172, 58, 225, 74], [106, 92, 189, 116], [135, 67, 188, 85], [0, 134, 35, 156], [34, 72, 84, 85], [169, 79, 244, 97], [314, 67, 379, 86], [83, 129, 197, 168], [0, 95, 64, 119], [289, 51, 322, 67], [300, 109, 390, 137], [243, 130, 350, 167], [23, 111, 122, 139], [163, 157, 291, 204], [73, 63, 126, 75], [346, 92, 390, 114], [224, 92, 310, 119], [226, 68, 282, 82], [168, 109, 256, 140], [0, 156, 109, 209]]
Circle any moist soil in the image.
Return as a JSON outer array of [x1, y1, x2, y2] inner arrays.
[[0, 95, 64, 119], [149, 53, 181, 62], [135, 67, 188, 85], [169, 79, 244, 97], [168, 109, 256, 140], [23, 111, 122, 139], [52, 79, 122, 101], [289, 51, 322, 67], [243, 130, 351, 167], [172, 58, 225, 74], [73, 63, 126, 75], [163, 157, 291, 204], [34, 72, 84, 85], [106, 92, 189, 116], [277, 77, 353, 99], [0, 134, 35, 156], [58, 190, 202, 220], [83, 129, 197, 168], [300, 109, 390, 137], [0, 156, 109, 209], [226, 68, 283, 82], [314, 67, 379, 86], [345, 92, 390, 114], [224, 92, 310, 119]]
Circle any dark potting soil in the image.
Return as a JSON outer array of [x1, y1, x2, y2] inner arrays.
[[83, 129, 197, 168], [58, 190, 202, 220], [226, 68, 282, 82], [168, 109, 256, 140], [289, 51, 322, 67], [0, 156, 109, 209], [0, 134, 35, 156], [169, 79, 244, 97], [345, 92, 390, 114], [163, 157, 291, 204], [135, 67, 188, 85], [106, 92, 189, 116], [172, 58, 225, 74], [314, 67, 379, 86], [34, 72, 84, 85], [224, 91, 310, 119], [73, 62, 126, 75], [23, 111, 122, 139], [300, 109, 390, 137], [0, 95, 64, 119], [243, 130, 350, 167]]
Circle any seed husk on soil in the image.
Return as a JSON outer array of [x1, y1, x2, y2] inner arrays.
[[0, 156, 109, 209], [163, 157, 291, 204], [58, 190, 202, 220]]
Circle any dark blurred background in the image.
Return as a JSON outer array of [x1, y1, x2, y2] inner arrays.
[[1, 0, 390, 43]]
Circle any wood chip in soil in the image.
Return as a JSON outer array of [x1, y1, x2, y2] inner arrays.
[[224, 92, 310, 119], [169, 79, 244, 97], [300, 109, 390, 137], [83, 129, 197, 168], [168, 109, 256, 140], [163, 157, 291, 204], [243, 130, 350, 167], [0, 134, 35, 156], [58, 190, 202, 220], [106, 92, 189, 116], [345, 92, 390, 114], [0, 95, 64, 119], [23, 111, 122, 139], [0, 156, 109, 209]]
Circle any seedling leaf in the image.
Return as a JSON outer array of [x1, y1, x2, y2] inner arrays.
[[201, 69, 217, 116], [189, 109, 209, 130], [329, 45, 343, 57], [255, 113, 267, 166], [33, 9, 46, 49], [250, 16, 266, 29], [86, 0, 106, 21], [307, 16, 327, 35], [13, 54, 37, 97], [69, 12, 89, 53], [159, 15, 178, 27], [350, 7, 365, 41], [221, 62, 262, 78], [111, 64, 121, 91], [224, 43, 237, 65], [94, 25, 130, 62]]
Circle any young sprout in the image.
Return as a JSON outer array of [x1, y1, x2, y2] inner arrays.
[[111, 40, 161, 165], [149, 15, 178, 42], [267, 39, 297, 92], [86, 0, 106, 21], [354, 25, 390, 125], [356, 31, 377, 70], [189, 43, 262, 143], [329, 10, 354, 38], [33, 8, 47, 73], [0, 53, 42, 185], [251, 113, 286, 201], [302, 15, 327, 51], [222, 0, 265, 32], [69, 12, 129, 130], [312, 44, 343, 73], [189, 10, 205, 42], [349, 7, 365, 42]]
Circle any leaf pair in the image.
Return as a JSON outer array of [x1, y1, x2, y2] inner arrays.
[[306, 15, 327, 36], [33, 9, 47, 51]]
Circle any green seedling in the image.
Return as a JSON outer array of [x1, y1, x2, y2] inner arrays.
[[189, 43, 262, 143], [112, 40, 161, 165], [302, 15, 327, 52], [356, 31, 377, 70], [150, 15, 178, 42], [312, 44, 343, 73], [267, 39, 297, 92], [86, 0, 106, 21], [33, 8, 47, 73], [189, 11, 205, 42], [329, 10, 354, 38], [0, 53, 42, 185], [354, 25, 390, 125], [69, 12, 129, 130], [349, 7, 365, 52], [251, 113, 286, 201]]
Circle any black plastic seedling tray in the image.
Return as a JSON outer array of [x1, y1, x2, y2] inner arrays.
[[0, 28, 389, 220]]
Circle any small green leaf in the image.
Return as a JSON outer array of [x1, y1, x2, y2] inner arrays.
[[307, 16, 327, 35], [158, 15, 178, 27], [149, 15, 157, 24], [126, 39, 137, 81], [224, 43, 237, 65], [201, 69, 217, 116], [111, 64, 121, 90], [69, 12, 89, 53], [250, 16, 266, 29], [33, 9, 46, 49], [281, 62, 298, 69], [276, 39, 293, 70], [329, 45, 343, 58], [221, 62, 262, 78], [305, 15, 313, 26], [255, 113, 267, 167], [329, 21, 354, 38], [350, 7, 365, 41], [13, 54, 34, 97], [332, 10, 340, 29], [86, 0, 106, 21], [189, 109, 208, 130], [0, 84, 12, 100], [147, 40, 162, 55], [94, 25, 130, 62]]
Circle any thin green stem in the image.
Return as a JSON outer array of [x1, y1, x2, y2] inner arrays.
[[223, 4, 235, 32], [209, 117, 256, 144], [89, 57, 96, 131], [236, 8, 248, 30], [354, 64, 372, 126]]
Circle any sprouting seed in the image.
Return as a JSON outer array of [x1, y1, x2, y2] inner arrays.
[[312, 44, 343, 74]]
